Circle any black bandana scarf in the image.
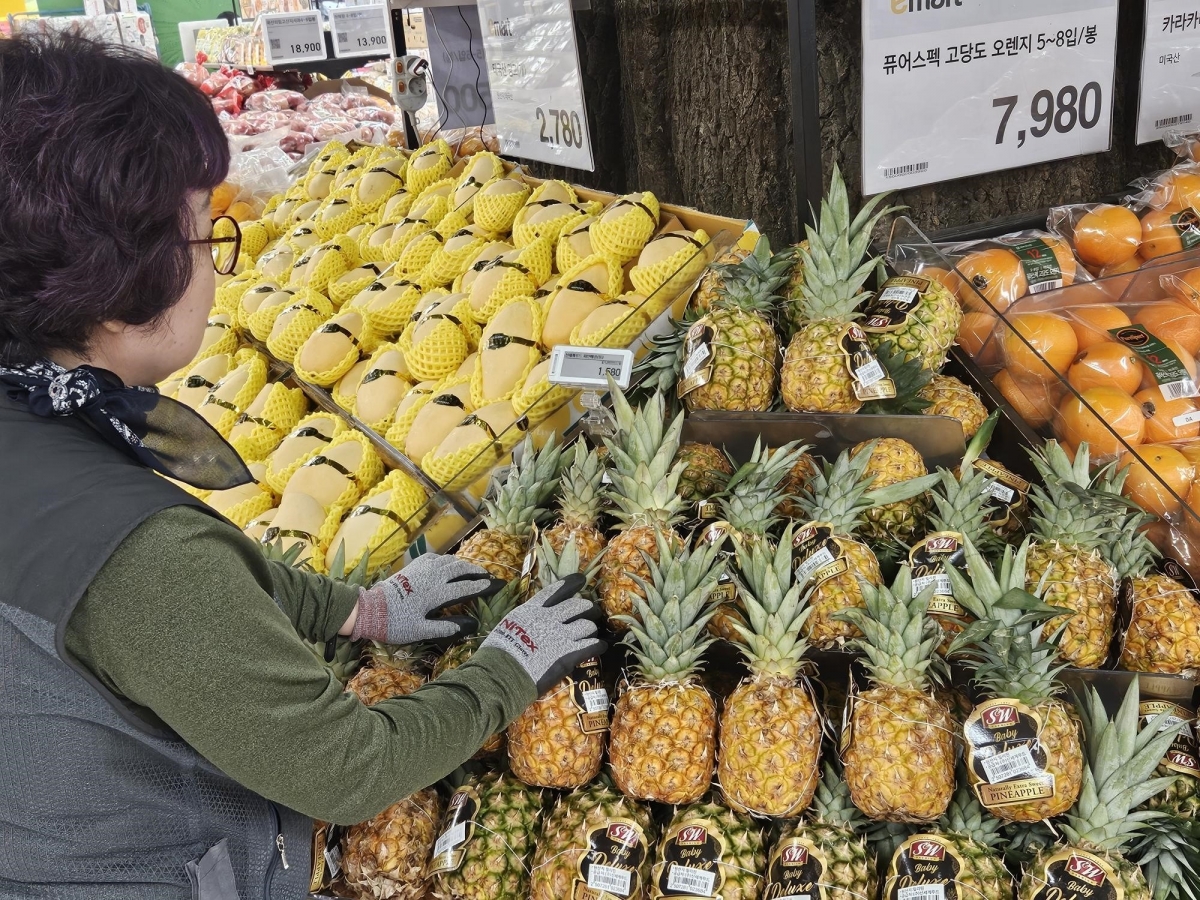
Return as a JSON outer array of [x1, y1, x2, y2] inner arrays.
[[0, 360, 252, 491]]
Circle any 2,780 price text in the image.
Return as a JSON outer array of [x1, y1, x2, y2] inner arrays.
[[992, 82, 1103, 147], [536, 107, 584, 149]]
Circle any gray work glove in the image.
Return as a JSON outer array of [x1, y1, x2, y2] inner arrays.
[[351, 553, 493, 645], [479, 574, 606, 695]]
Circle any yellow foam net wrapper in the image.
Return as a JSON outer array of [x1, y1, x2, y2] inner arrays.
[[328, 469, 429, 571], [384, 382, 438, 449], [395, 229, 446, 278], [421, 405, 527, 490], [256, 245, 295, 287], [332, 360, 371, 412], [358, 222, 404, 264], [215, 269, 262, 314], [555, 215, 597, 274], [470, 298, 544, 408], [300, 429, 386, 519], [238, 220, 273, 264], [468, 236, 554, 324], [352, 164, 405, 216], [351, 343, 413, 427], [512, 368, 574, 425], [192, 316, 240, 364], [245, 288, 299, 342], [629, 228, 712, 306], [569, 296, 651, 349], [293, 310, 380, 387], [590, 192, 661, 262], [314, 198, 365, 241], [290, 240, 353, 296], [209, 483, 275, 531], [229, 382, 309, 462], [266, 290, 334, 365], [262, 193, 283, 218], [557, 253, 625, 301], [328, 264, 385, 308], [450, 151, 505, 214], [472, 177, 530, 233], [198, 354, 268, 438], [399, 297, 474, 382], [347, 277, 425, 338], [512, 203, 585, 250], [418, 226, 495, 289], [264, 413, 347, 494], [379, 189, 415, 225], [404, 139, 453, 196]]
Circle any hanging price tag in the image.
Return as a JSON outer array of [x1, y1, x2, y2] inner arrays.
[[330, 5, 391, 59], [861, 0, 1118, 194], [262, 12, 326, 66], [1136, 1, 1200, 144], [475, 0, 595, 170], [548, 345, 633, 388]]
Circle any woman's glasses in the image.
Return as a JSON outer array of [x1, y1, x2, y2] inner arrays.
[[188, 215, 242, 276]]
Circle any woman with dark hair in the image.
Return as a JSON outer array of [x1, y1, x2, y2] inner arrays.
[[0, 35, 603, 900]]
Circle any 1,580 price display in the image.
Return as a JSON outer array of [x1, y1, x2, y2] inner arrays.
[[536, 107, 584, 149], [992, 82, 1104, 147]]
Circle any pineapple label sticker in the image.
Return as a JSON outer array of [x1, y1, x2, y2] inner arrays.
[[860, 0, 1118, 193], [571, 656, 611, 733], [427, 786, 480, 875], [577, 819, 650, 899], [839, 325, 896, 401], [963, 699, 1056, 809], [1136, 0, 1200, 144], [1109, 325, 1200, 401], [651, 820, 727, 899], [908, 532, 967, 616], [885, 836, 966, 900], [1139, 701, 1200, 779], [972, 459, 1030, 530], [764, 836, 829, 900], [862, 276, 929, 331], [475, 0, 595, 170], [678, 321, 716, 398], [1028, 850, 1124, 900], [793, 524, 850, 591]]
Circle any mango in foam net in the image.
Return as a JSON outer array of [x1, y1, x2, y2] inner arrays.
[[556, 214, 597, 273], [511, 198, 586, 249], [228, 382, 308, 462], [453, 241, 512, 295], [261, 491, 326, 568], [266, 289, 334, 365], [264, 412, 346, 495], [313, 197, 364, 241], [197, 352, 268, 438], [384, 380, 440, 449], [422, 400, 524, 489], [243, 507, 277, 544], [345, 222, 371, 246], [358, 222, 403, 264], [257, 244, 295, 287], [329, 263, 385, 308], [293, 309, 380, 387], [353, 156, 406, 215], [405, 377, 474, 464], [379, 189, 415, 224], [325, 469, 429, 573], [418, 223, 497, 289], [590, 191, 660, 262], [332, 359, 372, 413], [629, 228, 712, 305], [214, 269, 262, 315], [511, 356, 574, 425], [176, 353, 235, 410], [471, 297, 544, 408], [472, 176, 530, 233], [285, 429, 383, 519], [304, 167, 338, 203], [205, 462, 276, 530], [193, 313, 240, 363], [238, 220, 272, 263], [291, 237, 358, 296], [399, 291, 477, 382], [262, 192, 284, 218], [245, 286, 296, 341], [404, 140, 453, 196], [451, 151, 505, 216], [569, 293, 651, 349], [352, 344, 414, 431], [346, 276, 424, 338], [404, 190, 451, 237], [292, 199, 323, 225], [466, 236, 553, 324], [286, 222, 323, 253], [540, 253, 625, 350], [394, 227, 448, 279]]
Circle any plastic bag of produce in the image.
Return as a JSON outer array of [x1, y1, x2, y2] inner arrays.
[[174, 61, 207, 87], [1047, 201, 1152, 277], [348, 106, 395, 125]]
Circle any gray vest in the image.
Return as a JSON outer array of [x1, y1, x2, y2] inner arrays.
[[0, 394, 312, 899]]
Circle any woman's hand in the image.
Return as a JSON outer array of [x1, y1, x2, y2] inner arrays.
[[342, 554, 496, 645]]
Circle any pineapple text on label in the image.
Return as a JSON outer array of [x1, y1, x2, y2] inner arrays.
[[795, 547, 836, 588], [581, 687, 610, 714], [665, 864, 717, 897], [682, 343, 711, 380], [262, 12, 326, 65], [912, 573, 952, 598]]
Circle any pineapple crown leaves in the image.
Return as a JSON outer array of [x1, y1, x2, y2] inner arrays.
[[632, 314, 691, 404], [1133, 811, 1200, 900], [712, 235, 796, 316], [469, 576, 526, 633], [1063, 680, 1188, 852], [260, 537, 310, 570], [938, 778, 1006, 850], [926, 413, 1004, 555], [1026, 440, 1133, 551], [730, 522, 812, 677], [555, 440, 609, 526], [859, 340, 934, 415], [797, 443, 939, 535], [325, 538, 376, 587], [484, 433, 566, 533], [717, 438, 810, 538], [1105, 509, 1162, 580], [809, 761, 871, 832], [833, 566, 946, 691], [534, 533, 602, 597], [603, 381, 687, 526], [618, 529, 726, 683]]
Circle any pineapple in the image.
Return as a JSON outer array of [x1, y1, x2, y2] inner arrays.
[[1109, 510, 1200, 679], [454, 434, 564, 580], [347, 643, 428, 705], [921, 374, 989, 440], [767, 763, 878, 900], [689, 245, 751, 316], [1017, 681, 1187, 900], [528, 778, 656, 900], [677, 237, 794, 412], [793, 445, 938, 649], [542, 441, 608, 571], [650, 797, 766, 900], [775, 450, 818, 520], [945, 538, 1084, 822], [675, 441, 735, 513], [1024, 440, 1124, 669], [599, 386, 687, 629], [882, 783, 1011, 900], [863, 274, 962, 373], [506, 537, 607, 789], [780, 166, 898, 413], [850, 436, 930, 544], [1135, 691, 1200, 820], [717, 523, 822, 817], [429, 769, 544, 900], [609, 531, 725, 804], [1131, 810, 1200, 898], [834, 567, 956, 823]]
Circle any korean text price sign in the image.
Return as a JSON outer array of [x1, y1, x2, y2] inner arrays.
[[262, 12, 326, 66], [861, 0, 1118, 195], [1136, 1, 1200, 144], [330, 5, 392, 60], [476, 0, 594, 171]]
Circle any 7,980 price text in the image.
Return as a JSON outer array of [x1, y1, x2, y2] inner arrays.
[[993, 82, 1103, 147]]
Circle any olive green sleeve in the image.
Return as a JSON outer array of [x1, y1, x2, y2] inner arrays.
[[262, 552, 361, 643], [64, 506, 536, 825]]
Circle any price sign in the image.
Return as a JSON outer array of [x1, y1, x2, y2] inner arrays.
[[426, 6, 495, 130], [861, 0, 1118, 194], [548, 346, 633, 389], [330, 5, 391, 59], [262, 12, 326, 66], [1135, 1, 1200, 144], [475, 0, 594, 170]]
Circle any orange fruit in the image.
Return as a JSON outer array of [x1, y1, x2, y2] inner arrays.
[[226, 199, 261, 223], [1136, 388, 1200, 443], [918, 265, 963, 296], [1132, 301, 1200, 355], [1073, 205, 1142, 268], [1119, 444, 1195, 518], [956, 311, 997, 358], [211, 182, 237, 217], [1153, 171, 1200, 211], [1163, 267, 1200, 309], [995, 368, 1064, 428], [1070, 304, 1131, 351], [1044, 235, 1078, 287], [1067, 343, 1142, 395], [1141, 208, 1200, 260], [1001, 312, 1078, 382], [1180, 439, 1200, 471], [1057, 386, 1145, 457], [1096, 254, 1144, 278], [954, 248, 1027, 313], [1136, 336, 1199, 392]]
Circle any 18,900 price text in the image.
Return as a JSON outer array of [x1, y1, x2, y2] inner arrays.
[[993, 82, 1103, 147], [536, 107, 584, 148]]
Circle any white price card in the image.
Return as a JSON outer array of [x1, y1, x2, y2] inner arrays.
[[548, 346, 633, 388], [861, 0, 1119, 194], [262, 12, 326, 66], [1136, 1, 1200, 144], [475, 0, 594, 170], [330, 5, 391, 59]]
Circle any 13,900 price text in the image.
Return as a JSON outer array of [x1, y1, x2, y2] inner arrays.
[[536, 107, 584, 148], [993, 82, 1103, 147]]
